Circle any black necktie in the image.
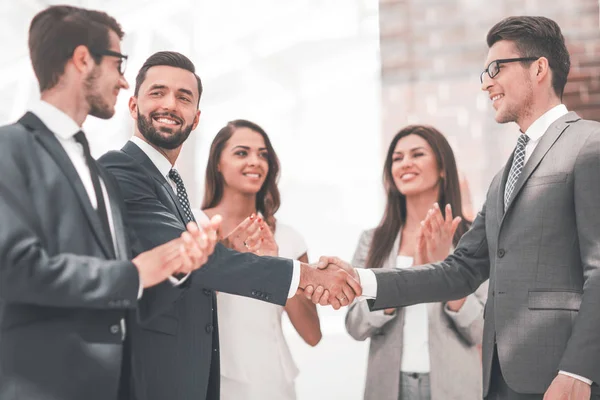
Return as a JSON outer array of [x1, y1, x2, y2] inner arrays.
[[168, 169, 194, 223], [74, 131, 113, 246]]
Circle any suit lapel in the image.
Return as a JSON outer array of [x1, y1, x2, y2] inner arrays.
[[98, 167, 128, 260], [496, 154, 514, 224], [503, 112, 580, 218], [19, 112, 115, 258], [122, 141, 190, 223]]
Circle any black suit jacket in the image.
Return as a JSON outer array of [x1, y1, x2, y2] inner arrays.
[[99, 141, 294, 400], [0, 113, 141, 400]]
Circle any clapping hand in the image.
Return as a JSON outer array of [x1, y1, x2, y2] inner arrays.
[[414, 203, 461, 266], [221, 214, 278, 256]]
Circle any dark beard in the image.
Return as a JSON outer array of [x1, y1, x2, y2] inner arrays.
[[85, 67, 114, 119], [137, 109, 193, 150]]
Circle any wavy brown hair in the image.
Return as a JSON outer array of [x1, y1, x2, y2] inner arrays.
[[201, 119, 280, 230], [366, 125, 471, 269]]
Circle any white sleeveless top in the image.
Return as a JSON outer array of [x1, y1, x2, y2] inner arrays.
[[193, 210, 307, 386], [397, 255, 430, 373]]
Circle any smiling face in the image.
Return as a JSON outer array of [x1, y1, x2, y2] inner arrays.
[[481, 40, 535, 127], [85, 30, 129, 119], [218, 127, 269, 195], [390, 134, 442, 198], [130, 65, 200, 150]]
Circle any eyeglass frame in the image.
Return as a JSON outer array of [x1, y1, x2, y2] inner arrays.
[[480, 57, 540, 84], [89, 48, 129, 75]]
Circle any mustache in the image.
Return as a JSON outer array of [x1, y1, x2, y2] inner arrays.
[[150, 112, 183, 125]]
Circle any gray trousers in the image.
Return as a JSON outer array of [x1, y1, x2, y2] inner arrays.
[[399, 372, 431, 400]]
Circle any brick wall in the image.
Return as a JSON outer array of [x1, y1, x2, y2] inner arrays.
[[379, 0, 600, 208]]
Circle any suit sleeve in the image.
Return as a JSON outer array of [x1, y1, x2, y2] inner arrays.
[[99, 151, 294, 308], [443, 280, 487, 346], [558, 130, 600, 384], [0, 142, 139, 309], [368, 200, 490, 311], [345, 230, 398, 341]]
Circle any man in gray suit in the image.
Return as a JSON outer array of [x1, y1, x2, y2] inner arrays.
[[98, 51, 361, 400], [315, 16, 600, 400], [0, 6, 219, 400]]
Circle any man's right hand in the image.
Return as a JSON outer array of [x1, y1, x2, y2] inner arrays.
[[133, 238, 189, 288]]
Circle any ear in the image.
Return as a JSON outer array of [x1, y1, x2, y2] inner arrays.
[[128, 96, 138, 119], [71, 45, 95, 74], [534, 56, 550, 84], [192, 109, 201, 131]]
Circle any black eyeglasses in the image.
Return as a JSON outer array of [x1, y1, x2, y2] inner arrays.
[[90, 49, 128, 75], [480, 57, 539, 84]]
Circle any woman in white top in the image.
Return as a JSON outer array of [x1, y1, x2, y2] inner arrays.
[[201, 119, 321, 400], [345, 125, 487, 400]]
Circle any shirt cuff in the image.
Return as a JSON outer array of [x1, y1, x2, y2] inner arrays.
[[137, 282, 143, 299], [558, 371, 592, 385], [287, 260, 301, 299], [355, 268, 377, 299], [168, 272, 191, 286]]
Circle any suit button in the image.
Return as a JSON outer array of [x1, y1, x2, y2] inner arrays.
[[203, 289, 212, 296], [497, 249, 505, 258], [110, 325, 120, 334], [252, 291, 257, 296], [265, 295, 270, 301], [205, 324, 214, 333]]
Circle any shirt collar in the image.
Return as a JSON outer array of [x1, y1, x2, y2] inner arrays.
[[29, 100, 81, 140], [524, 104, 569, 143], [130, 136, 174, 179]]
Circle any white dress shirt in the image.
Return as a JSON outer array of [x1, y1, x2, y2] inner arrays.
[[29, 100, 135, 337], [355, 104, 591, 385], [130, 137, 301, 297]]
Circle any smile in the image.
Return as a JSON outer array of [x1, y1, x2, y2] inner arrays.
[[152, 116, 181, 126]]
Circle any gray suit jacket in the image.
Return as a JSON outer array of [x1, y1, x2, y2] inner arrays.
[[0, 113, 141, 400], [98, 141, 294, 400], [346, 229, 486, 400], [368, 112, 600, 396]]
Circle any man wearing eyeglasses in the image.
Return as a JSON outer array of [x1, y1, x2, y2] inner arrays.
[[315, 16, 600, 400], [0, 5, 222, 400]]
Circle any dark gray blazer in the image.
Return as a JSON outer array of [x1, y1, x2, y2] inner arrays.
[[368, 113, 600, 397], [0, 113, 141, 400], [98, 141, 294, 400]]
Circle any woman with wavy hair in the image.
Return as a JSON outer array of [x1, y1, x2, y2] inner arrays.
[[345, 125, 487, 400], [200, 119, 321, 400]]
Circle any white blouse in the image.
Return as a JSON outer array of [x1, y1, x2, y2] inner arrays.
[[397, 255, 430, 373]]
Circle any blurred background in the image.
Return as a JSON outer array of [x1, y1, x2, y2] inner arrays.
[[1, 0, 599, 398]]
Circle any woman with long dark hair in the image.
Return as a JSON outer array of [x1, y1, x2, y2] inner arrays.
[[200, 119, 321, 400], [345, 125, 487, 400]]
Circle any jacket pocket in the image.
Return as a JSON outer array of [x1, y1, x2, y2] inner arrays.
[[140, 313, 178, 335], [528, 289, 582, 311], [525, 173, 568, 187]]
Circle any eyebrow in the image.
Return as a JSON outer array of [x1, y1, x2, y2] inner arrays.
[[394, 146, 426, 154], [148, 84, 194, 97], [231, 145, 268, 151]]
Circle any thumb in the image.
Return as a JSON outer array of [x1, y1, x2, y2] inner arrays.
[[317, 256, 331, 269]]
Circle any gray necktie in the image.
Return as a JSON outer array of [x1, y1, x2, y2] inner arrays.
[[504, 133, 530, 210], [168, 169, 194, 223]]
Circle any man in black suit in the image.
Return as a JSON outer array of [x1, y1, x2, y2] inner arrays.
[[99, 51, 361, 400], [0, 7, 218, 400]]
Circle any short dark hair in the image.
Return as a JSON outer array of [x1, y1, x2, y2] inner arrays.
[[487, 16, 570, 98], [134, 51, 203, 107], [29, 5, 124, 91]]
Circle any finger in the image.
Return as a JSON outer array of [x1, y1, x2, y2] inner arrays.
[[181, 231, 203, 262], [178, 244, 193, 273], [311, 286, 325, 305], [245, 226, 262, 248], [346, 275, 362, 297], [423, 215, 434, 238], [450, 216, 462, 236], [229, 215, 254, 235], [304, 285, 314, 300], [328, 292, 341, 310], [341, 284, 355, 305], [429, 204, 443, 234], [317, 256, 333, 269], [444, 204, 454, 225], [319, 290, 331, 307]]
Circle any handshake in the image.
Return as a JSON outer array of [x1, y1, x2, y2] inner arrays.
[[298, 257, 361, 310]]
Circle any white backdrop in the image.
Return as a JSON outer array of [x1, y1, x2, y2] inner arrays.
[[0, 0, 383, 398]]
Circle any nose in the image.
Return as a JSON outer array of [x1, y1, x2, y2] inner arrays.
[[161, 93, 177, 111], [119, 75, 129, 90], [481, 73, 492, 92], [399, 156, 413, 169]]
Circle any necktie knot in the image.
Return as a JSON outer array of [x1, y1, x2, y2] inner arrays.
[[169, 168, 182, 183], [517, 134, 530, 149], [74, 131, 90, 153]]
